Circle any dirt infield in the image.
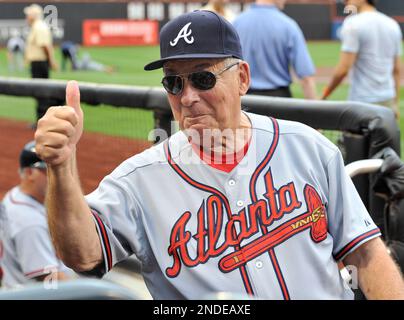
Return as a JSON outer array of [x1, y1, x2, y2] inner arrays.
[[0, 118, 152, 199]]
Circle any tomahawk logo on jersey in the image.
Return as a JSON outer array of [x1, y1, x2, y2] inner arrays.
[[165, 161, 327, 278]]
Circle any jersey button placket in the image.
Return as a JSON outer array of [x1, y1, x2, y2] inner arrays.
[[226, 177, 255, 294]]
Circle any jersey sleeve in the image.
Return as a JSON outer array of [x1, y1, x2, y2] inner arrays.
[[326, 151, 381, 261], [288, 22, 316, 79], [340, 19, 360, 53], [14, 226, 60, 279], [395, 25, 403, 57], [84, 174, 145, 276]]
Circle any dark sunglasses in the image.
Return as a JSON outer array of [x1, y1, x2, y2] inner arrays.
[[161, 62, 239, 95]]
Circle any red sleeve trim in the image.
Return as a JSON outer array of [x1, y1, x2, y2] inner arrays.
[[91, 210, 113, 272], [24, 266, 58, 278], [334, 228, 381, 261]]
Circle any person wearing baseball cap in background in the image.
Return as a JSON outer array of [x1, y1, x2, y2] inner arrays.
[[0, 141, 73, 288], [35, 10, 403, 299], [24, 4, 59, 128]]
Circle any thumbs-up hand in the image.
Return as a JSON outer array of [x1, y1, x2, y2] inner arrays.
[[35, 80, 84, 167]]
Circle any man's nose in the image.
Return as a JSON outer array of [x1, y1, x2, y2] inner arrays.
[[180, 79, 200, 107]]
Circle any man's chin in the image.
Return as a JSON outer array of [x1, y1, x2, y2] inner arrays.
[[185, 123, 211, 131], [183, 124, 216, 144]]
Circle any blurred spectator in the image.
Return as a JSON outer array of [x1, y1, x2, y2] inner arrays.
[[233, 0, 317, 99], [322, 0, 402, 120], [0, 141, 73, 288], [60, 41, 79, 71], [24, 4, 59, 125], [6, 33, 25, 73], [60, 42, 115, 74], [200, 0, 236, 22], [76, 52, 116, 73]]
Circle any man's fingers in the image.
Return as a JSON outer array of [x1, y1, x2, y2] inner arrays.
[[45, 118, 76, 138], [38, 106, 78, 128], [65, 80, 81, 113], [35, 131, 70, 151], [34, 131, 72, 165], [34, 81, 83, 167], [53, 106, 79, 127]]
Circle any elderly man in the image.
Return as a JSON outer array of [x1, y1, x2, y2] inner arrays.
[[0, 141, 72, 288], [34, 10, 403, 299], [24, 3, 58, 125]]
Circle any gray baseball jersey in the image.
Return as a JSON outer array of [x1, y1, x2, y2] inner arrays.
[[0, 186, 72, 288], [85, 112, 380, 299]]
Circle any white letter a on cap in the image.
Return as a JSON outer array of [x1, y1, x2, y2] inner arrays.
[[170, 22, 194, 47]]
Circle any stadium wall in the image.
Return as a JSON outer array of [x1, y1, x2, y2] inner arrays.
[[0, 0, 402, 45]]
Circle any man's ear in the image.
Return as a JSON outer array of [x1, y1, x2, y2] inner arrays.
[[238, 61, 251, 96], [23, 167, 34, 179]]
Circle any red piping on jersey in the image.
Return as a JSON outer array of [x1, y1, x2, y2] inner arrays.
[[249, 117, 280, 203], [268, 250, 290, 299], [334, 228, 381, 261], [25, 266, 57, 278], [250, 118, 279, 203], [248, 117, 290, 300], [164, 141, 255, 296], [91, 211, 113, 272], [9, 189, 39, 210]]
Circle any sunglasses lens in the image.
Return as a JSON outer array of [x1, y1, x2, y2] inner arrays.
[[162, 76, 183, 95], [190, 71, 216, 90], [162, 71, 217, 94]]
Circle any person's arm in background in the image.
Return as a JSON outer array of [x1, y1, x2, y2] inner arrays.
[[35, 81, 102, 272], [38, 23, 58, 71], [290, 21, 317, 99], [300, 76, 317, 100], [322, 18, 359, 100], [14, 225, 72, 283], [34, 272, 69, 281], [43, 44, 58, 71], [6, 50, 12, 66], [392, 56, 401, 119], [321, 51, 357, 100], [343, 237, 404, 299]]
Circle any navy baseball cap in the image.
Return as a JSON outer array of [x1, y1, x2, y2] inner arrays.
[[19, 140, 46, 169], [144, 10, 243, 71]]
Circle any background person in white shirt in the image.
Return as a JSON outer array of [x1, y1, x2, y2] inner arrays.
[[322, 0, 402, 120]]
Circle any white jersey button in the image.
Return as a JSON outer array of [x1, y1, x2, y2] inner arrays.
[[228, 179, 236, 186], [237, 200, 244, 207], [255, 260, 263, 269]]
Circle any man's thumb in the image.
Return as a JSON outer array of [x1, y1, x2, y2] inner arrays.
[[65, 80, 81, 113]]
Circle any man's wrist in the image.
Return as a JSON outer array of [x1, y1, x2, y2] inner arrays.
[[322, 86, 332, 100]]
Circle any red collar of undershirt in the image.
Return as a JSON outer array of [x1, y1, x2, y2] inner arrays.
[[190, 136, 251, 173]]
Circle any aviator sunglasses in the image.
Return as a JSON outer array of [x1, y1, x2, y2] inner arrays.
[[161, 62, 239, 95]]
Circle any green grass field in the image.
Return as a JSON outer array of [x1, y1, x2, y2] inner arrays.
[[0, 42, 403, 149]]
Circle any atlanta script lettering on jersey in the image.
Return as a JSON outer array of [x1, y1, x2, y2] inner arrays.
[[165, 169, 326, 278]]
